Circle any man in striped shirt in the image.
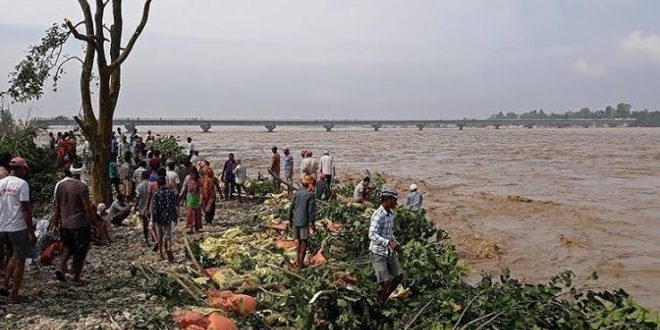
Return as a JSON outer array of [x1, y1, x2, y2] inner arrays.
[[368, 187, 404, 303]]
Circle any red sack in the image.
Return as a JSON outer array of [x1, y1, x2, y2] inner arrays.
[[41, 241, 63, 265]]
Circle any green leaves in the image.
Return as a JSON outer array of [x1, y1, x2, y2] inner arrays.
[[2, 23, 69, 103]]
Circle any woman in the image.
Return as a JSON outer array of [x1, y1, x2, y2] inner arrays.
[[180, 167, 202, 233], [201, 167, 222, 225]]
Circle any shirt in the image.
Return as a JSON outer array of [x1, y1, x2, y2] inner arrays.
[[0, 176, 30, 232], [165, 170, 181, 193], [234, 164, 247, 185], [151, 187, 178, 224], [109, 162, 118, 179], [288, 189, 316, 228], [319, 155, 335, 176], [119, 162, 132, 181], [271, 153, 281, 173], [353, 182, 366, 201], [109, 200, 130, 219], [186, 142, 195, 155], [133, 166, 146, 183], [135, 180, 150, 214], [406, 191, 423, 210], [283, 154, 294, 175], [223, 159, 236, 179], [369, 205, 396, 257], [54, 178, 91, 229]]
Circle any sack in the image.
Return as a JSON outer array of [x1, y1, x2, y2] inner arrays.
[[41, 241, 63, 265]]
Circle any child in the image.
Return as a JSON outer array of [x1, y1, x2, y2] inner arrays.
[[151, 176, 178, 262]]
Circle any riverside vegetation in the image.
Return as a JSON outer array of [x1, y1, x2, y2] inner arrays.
[[133, 175, 660, 330]]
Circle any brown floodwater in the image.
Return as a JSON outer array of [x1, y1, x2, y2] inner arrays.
[[56, 125, 660, 309]]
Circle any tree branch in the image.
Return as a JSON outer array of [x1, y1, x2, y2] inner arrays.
[[108, 0, 151, 72], [64, 18, 94, 43]]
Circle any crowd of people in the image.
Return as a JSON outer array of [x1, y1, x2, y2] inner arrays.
[[0, 129, 425, 305]]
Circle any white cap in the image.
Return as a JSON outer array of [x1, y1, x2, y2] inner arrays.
[[409, 184, 418, 191], [324, 150, 329, 155]]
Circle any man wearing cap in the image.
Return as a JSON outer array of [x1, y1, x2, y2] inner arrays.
[[288, 175, 316, 268], [0, 157, 36, 302], [270, 146, 281, 193], [53, 163, 97, 285], [369, 187, 404, 303], [406, 184, 423, 210], [319, 151, 335, 187]]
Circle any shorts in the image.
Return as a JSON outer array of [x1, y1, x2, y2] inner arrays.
[[292, 226, 309, 240], [0, 229, 37, 259], [156, 222, 172, 240], [370, 252, 403, 283], [61, 226, 91, 259]]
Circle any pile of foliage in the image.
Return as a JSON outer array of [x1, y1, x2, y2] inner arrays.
[[148, 134, 187, 164], [0, 108, 60, 215], [135, 177, 659, 329]]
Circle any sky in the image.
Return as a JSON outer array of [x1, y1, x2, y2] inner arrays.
[[1, 1, 660, 120]]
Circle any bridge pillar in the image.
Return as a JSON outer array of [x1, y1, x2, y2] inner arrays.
[[124, 123, 136, 133], [457, 123, 465, 130], [265, 123, 276, 132], [416, 123, 426, 131], [494, 124, 501, 129], [323, 122, 334, 132], [607, 123, 618, 128], [524, 123, 534, 129], [371, 122, 382, 131], [200, 122, 212, 132]]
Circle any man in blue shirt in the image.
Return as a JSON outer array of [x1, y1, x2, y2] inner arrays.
[[369, 187, 403, 303], [288, 175, 316, 269]]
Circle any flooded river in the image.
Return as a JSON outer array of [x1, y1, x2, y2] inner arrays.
[[64, 125, 660, 309]]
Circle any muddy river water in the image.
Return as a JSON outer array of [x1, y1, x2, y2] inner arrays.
[[113, 126, 660, 309]]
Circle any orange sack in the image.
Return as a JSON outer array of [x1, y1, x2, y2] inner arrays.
[[224, 294, 258, 315], [207, 312, 238, 330], [276, 240, 297, 249], [174, 310, 209, 329], [308, 249, 327, 265]]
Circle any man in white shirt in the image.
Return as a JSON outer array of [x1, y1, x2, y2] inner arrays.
[[186, 137, 195, 160], [165, 159, 181, 194], [353, 176, 371, 203], [319, 151, 335, 186], [0, 157, 36, 303]]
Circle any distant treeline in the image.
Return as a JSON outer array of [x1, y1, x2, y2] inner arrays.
[[489, 103, 660, 127]]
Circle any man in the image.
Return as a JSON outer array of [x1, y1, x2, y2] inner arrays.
[[288, 175, 316, 269], [151, 176, 178, 262], [133, 161, 147, 186], [283, 147, 294, 184], [369, 187, 404, 303], [0, 157, 36, 303], [221, 153, 237, 200], [134, 171, 152, 244], [233, 159, 247, 203], [190, 151, 202, 164], [165, 159, 181, 194], [52, 164, 97, 285], [315, 175, 329, 201], [109, 194, 131, 227], [405, 184, 423, 210], [319, 151, 335, 186], [307, 151, 319, 179], [185, 137, 195, 160], [270, 146, 281, 193], [353, 176, 371, 203]]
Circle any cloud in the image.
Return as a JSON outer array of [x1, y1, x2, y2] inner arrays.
[[619, 30, 660, 64], [572, 59, 608, 76]]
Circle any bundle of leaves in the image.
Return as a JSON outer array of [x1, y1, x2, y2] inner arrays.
[[137, 174, 659, 329], [149, 134, 187, 163]]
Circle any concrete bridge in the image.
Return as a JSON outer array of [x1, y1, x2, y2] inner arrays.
[[33, 117, 636, 132]]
